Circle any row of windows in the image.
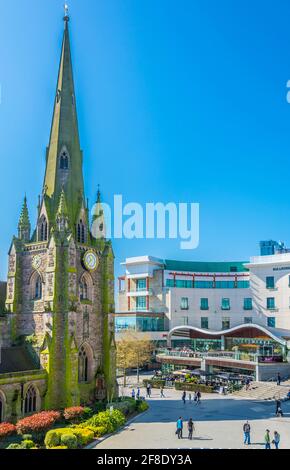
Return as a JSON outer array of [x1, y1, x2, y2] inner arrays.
[[37, 215, 87, 243], [32, 275, 91, 301], [167, 279, 250, 289], [266, 276, 290, 289], [181, 316, 276, 330], [180, 297, 253, 311], [179, 296, 286, 311], [115, 316, 165, 332]]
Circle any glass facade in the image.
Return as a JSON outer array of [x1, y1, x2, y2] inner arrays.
[[166, 279, 249, 289], [136, 296, 146, 310], [267, 297, 275, 310], [243, 298, 253, 310], [200, 298, 209, 310], [115, 316, 165, 332], [266, 276, 275, 289]]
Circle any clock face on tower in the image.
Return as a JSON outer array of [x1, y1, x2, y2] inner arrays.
[[83, 250, 98, 272], [32, 255, 42, 271]]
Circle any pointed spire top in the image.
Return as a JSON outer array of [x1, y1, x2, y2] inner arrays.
[[64, 3, 69, 23], [97, 184, 101, 203], [19, 195, 30, 228]]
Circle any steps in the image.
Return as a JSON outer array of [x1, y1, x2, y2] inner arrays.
[[233, 380, 290, 401]]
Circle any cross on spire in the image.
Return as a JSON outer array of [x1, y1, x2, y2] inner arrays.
[[64, 3, 69, 21]]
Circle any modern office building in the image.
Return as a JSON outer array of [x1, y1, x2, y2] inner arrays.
[[115, 251, 290, 379]]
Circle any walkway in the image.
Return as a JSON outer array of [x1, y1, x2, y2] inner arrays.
[[93, 387, 290, 449]]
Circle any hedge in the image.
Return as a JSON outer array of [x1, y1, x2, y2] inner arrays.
[[45, 427, 94, 449], [175, 382, 214, 393]]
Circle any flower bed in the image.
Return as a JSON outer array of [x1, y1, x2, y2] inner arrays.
[[143, 379, 166, 388], [16, 411, 61, 435], [63, 406, 92, 423], [0, 423, 17, 440]]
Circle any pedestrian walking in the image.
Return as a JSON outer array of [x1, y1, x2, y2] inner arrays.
[[275, 398, 281, 416], [176, 417, 183, 439], [187, 418, 195, 440], [160, 387, 165, 398], [264, 429, 271, 449], [188, 393, 192, 403], [136, 387, 140, 400], [277, 404, 284, 417], [146, 384, 150, 398], [245, 378, 250, 391], [277, 372, 281, 386], [182, 391, 186, 404], [131, 388, 136, 399], [272, 431, 280, 449], [196, 390, 201, 405], [148, 384, 152, 398], [243, 421, 251, 445]]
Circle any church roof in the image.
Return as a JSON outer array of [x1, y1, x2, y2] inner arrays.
[[0, 347, 39, 374]]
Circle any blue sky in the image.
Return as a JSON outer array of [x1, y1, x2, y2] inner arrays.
[[1, 0, 290, 283]]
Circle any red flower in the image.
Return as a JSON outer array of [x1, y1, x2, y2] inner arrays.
[[16, 411, 61, 434], [0, 422, 17, 439], [63, 406, 86, 421]]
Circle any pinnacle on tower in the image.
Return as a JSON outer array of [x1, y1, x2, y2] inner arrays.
[[91, 187, 106, 239], [56, 189, 69, 231], [18, 196, 31, 241]]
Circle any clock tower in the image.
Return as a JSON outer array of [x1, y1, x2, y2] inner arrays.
[[4, 13, 116, 410]]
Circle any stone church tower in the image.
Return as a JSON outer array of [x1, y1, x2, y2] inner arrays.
[[2, 13, 116, 413]]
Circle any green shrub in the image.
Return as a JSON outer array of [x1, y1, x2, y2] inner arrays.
[[49, 446, 68, 450], [22, 434, 33, 441], [109, 400, 136, 416], [70, 427, 94, 446], [22, 440, 35, 449], [136, 400, 149, 413], [60, 434, 78, 449], [6, 443, 23, 449], [44, 430, 60, 448], [143, 379, 165, 389], [174, 382, 214, 393], [86, 409, 125, 434]]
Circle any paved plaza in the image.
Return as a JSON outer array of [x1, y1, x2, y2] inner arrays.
[[94, 386, 290, 449]]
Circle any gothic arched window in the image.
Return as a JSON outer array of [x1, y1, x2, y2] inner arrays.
[[24, 385, 37, 414], [80, 279, 88, 301], [60, 151, 69, 170], [77, 220, 86, 244], [33, 275, 42, 300], [39, 216, 48, 242], [78, 346, 89, 383]]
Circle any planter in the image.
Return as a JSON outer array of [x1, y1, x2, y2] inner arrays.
[[175, 382, 214, 393]]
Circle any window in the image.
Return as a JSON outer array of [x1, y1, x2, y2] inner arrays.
[[200, 298, 209, 310], [39, 216, 48, 242], [266, 276, 275, 289], [267, 317, 276, 328], [243, 298, 253, 310], [201, 317, 209, 329], [77, 220, 86, 243], [244, 317, 253, 324], [221, 298, 230, 310], [34, 275, 42, 300], [78, 346, 88, 383], [136, 296, 146, 310], [180, 297, 189, 310], [24, 385, 37, 414], [182, 317, 189, 326], [80, 279, 88, 301], [289, 276, 290, 287], [222, 317, 230, 330], [267, 297, 275, 310], [60, 151, 69, 170], [136, 279, 146, 291]]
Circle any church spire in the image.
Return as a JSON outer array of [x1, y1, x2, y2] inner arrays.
[[18, 196, 31, 242], [43, 11, 84, 227]]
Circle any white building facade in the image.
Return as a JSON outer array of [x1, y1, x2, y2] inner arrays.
[[115, 253, 290, 356]]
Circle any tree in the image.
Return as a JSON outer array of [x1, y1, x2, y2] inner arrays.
[[116, 331, 154, 387]]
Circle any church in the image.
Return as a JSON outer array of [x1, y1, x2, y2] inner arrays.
[[0, 11, 116, 422]]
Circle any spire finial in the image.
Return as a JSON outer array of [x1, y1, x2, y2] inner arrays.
[[97, 184, 101, 203], [64, 3, 69, 22]]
